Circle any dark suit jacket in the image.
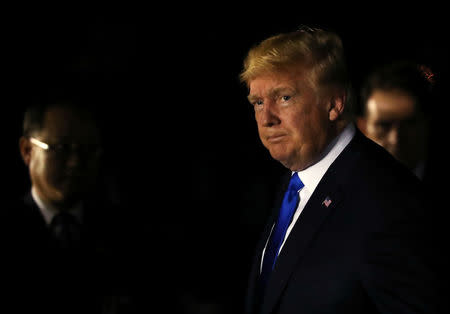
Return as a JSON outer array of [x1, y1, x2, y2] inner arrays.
[[0, 193, 137, 314], [245, 128, 441, 314]]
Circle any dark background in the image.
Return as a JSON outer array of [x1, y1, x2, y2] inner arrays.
[[3, 5, 449, 312]]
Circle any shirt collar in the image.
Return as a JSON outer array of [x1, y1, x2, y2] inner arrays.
[[31, 186, 83, 225], [294, 123, 356, 194]]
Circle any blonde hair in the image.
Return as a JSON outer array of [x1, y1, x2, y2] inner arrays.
[[240, 27, 354, 114]]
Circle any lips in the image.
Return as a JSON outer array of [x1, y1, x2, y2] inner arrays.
[[267, 133, 287, 143]]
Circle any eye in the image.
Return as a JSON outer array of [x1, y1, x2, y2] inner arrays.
[[53, 143, 71, 154], [281, 95, 291, 102], [376, 121, 392, 130], [252, 99, 264, 110]]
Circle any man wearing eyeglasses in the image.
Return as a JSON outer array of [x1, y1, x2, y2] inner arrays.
[[20, 102, 103, 210], [2, 99, 135, 313]]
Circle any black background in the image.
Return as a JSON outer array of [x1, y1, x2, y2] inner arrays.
[[3, 5, 449, 312]]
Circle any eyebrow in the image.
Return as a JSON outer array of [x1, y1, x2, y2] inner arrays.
[[247, 94, 258, 103], [247, 87, 295, 103]]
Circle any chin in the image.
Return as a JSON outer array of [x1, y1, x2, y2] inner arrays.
[[269, 150, 292, 167], [57, 185, 84, 199]]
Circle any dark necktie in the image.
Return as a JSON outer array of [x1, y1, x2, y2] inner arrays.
[[259, 173, 304, 293], [50, 212, 82, 250]]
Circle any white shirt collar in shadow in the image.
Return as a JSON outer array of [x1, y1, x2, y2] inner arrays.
[[31, 186, 83, 225]]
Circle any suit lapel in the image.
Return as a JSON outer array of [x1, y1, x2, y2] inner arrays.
[[245, 220, 272, 314], [246, 172, 291, 314], [259, 130, 365, 314], [261, 171, 345, 314]]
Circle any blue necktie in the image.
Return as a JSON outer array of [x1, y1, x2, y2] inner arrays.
[[259, 173, 304, 292]]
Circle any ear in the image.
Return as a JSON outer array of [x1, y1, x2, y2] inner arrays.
[[19, 136, 32, 166], [356, 116, 367, 134], [328, 94, 345, 121]]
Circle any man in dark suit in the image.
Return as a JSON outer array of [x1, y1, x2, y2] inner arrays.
[[239, 26, 441, 314], [1, 99, 136, 313]]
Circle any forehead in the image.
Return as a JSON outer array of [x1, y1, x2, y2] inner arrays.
[[366, 89, 417, 120], [248, 69, 311, 96], [40, 106, 99, 141]]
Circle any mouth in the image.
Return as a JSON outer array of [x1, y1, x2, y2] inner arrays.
[[267, 133, 287, 143]]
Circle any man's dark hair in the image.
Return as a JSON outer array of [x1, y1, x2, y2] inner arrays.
[[360, 60, 435, 116], [22, 97, 99, 138]]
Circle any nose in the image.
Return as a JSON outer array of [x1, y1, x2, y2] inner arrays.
[[385, 125, 401, 158], [387, 125, 399, 146], [260, 100, 281, 127], [65, 151, 81, 168]]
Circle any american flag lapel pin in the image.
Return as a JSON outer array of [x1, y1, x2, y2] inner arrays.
[[322, 196, 332, 208]]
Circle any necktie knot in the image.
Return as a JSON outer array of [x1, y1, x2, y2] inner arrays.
[[289, 172, 304, 193], [50, 212, 82, 250], [286, 173, 304, 202], [51, 211, 78, 225]]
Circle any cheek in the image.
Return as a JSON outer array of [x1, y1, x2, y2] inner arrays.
[[285, 112, 310, 139], [29, 154, 45, 177], [255, 117, 267, 141], [289, 110, 326, 147], [29, 156, 60, 183]]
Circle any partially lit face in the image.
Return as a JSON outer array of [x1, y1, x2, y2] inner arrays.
[[363, 89, 428, 170], [22, 106, 101, 206], [248, 69, 333, 171]]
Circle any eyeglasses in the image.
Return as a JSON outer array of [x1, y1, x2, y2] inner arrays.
[[29, 137, 102, 159]]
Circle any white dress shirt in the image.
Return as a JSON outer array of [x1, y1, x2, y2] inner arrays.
[[261, 123, 356, 271]]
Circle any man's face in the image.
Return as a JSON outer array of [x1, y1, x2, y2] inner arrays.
[[362, 89, 428, 170], [248, 69, 333, 171], [23, 106, 101, 206]]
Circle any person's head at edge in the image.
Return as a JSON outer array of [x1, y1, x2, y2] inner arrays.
[[240, 26, 354, 172], [19, 101, 102, 210], [357, 61, 434, 176]]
